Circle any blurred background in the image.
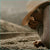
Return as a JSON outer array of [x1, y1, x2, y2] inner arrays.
[[1, 1, 28, 25], [1, 0, 35, 32]]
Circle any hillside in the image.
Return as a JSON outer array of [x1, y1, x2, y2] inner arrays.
[[0, 20, 30, 32]]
